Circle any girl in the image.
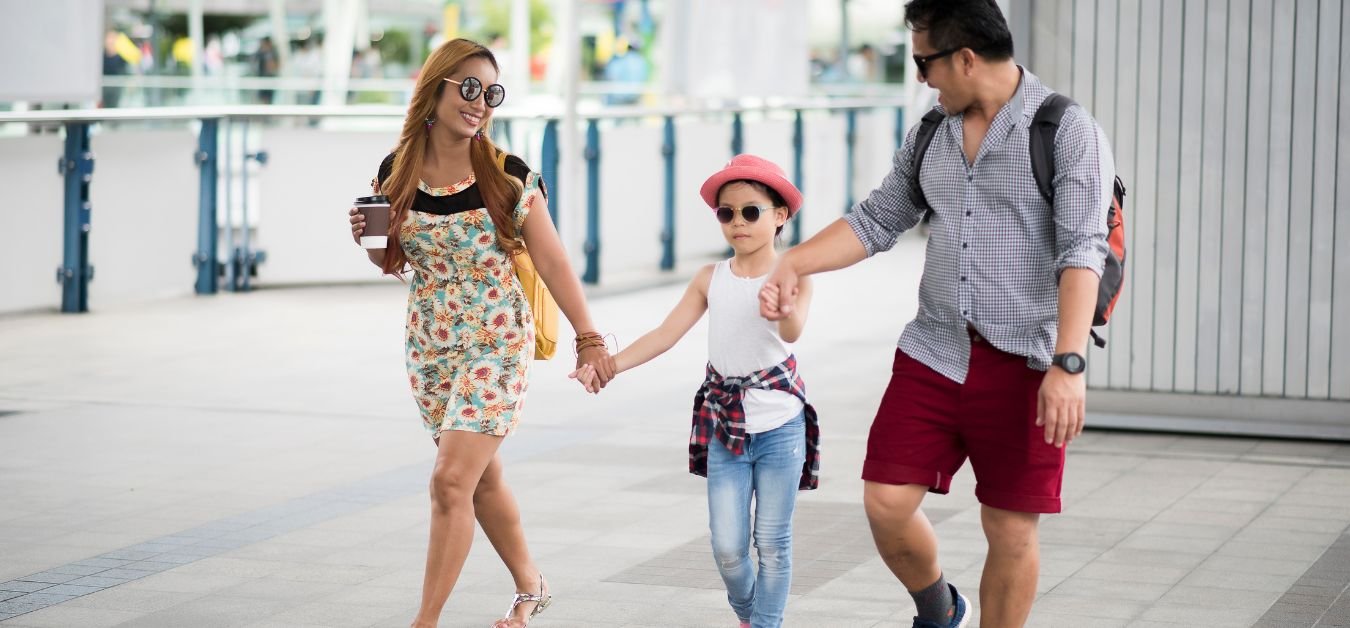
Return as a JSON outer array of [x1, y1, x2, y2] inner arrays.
[[347, 39, 615, 628], [572, 154, 820, 628]]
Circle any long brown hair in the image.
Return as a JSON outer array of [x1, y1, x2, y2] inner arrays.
[[381, 38, 524, 276]]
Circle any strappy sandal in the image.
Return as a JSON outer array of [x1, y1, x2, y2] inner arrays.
[[491, 574, 551, 627]]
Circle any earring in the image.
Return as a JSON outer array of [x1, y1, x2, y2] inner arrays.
[[424, 117, 435, 130], [474, 129, 483, 141]]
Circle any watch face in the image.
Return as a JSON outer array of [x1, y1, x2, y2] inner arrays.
[[1063, 354, 1085, 373]]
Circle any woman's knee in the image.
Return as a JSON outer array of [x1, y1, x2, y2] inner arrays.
[[429, 465, 478, 511], [472, 457, 504, 500]]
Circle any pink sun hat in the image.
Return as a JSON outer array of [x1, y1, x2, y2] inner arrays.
[[699, 154, 804, 217]]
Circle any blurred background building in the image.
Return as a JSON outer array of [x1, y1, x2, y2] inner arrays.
[[0, 0, 1346, 439]]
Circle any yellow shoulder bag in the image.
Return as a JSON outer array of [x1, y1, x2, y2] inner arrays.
[[496, 151, 558, 360]]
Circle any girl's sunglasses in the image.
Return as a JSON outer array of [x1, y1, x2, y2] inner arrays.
[[444, 76, 506, 108], [716, 205, 775, 224]]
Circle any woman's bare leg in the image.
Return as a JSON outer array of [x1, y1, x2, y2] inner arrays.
[[411, 430, 503, 628], [475, 453, 546, 627]]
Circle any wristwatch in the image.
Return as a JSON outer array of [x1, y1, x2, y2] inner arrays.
[[1052, 352, 1086, 375]]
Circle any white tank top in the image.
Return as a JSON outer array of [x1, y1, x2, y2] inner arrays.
[[706, 260, 805, 434]]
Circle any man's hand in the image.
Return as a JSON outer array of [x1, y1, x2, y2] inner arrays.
[[760, 257, 800, 321], [1036, 367, 1085, 448]]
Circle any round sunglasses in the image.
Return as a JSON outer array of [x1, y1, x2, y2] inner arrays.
[[443, 76, 506, 108], [716, 205, 777, 224]]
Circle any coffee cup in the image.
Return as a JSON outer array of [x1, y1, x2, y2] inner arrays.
[[354, 195, 391, 249]]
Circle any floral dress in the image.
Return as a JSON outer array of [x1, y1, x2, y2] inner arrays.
[[378, 154, 545, 437]]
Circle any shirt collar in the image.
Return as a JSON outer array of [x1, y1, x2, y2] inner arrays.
[[932, 65, 1043, 130], [1012, 66, 1044, 130]]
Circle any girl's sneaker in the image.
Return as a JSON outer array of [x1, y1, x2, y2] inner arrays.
[[911, 583, 969, 628]]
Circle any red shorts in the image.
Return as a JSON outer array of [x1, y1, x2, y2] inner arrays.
[[862, 333, 1065, 514]]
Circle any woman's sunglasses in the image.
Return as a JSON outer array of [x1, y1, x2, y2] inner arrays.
[[444, 76, 506, 108], [716, 205, 776, 224], [913, 48, 958, 80]]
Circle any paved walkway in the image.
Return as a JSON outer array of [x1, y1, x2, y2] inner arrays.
[[2, 234, 1349, 627]]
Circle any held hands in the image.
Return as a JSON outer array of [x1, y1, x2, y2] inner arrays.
[[568, 362, 603, 394], [759, 260, 800, 321], [571, 334, 616, 395], [568, 347, 615, 394], [1036, 367, 1086, 448]]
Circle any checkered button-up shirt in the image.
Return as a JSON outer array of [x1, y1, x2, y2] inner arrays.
[[689, 355, 821, 490], [845, 69, 1115, 383]]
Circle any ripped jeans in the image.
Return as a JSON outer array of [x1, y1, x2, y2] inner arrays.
[[706, 412, 806, 628]]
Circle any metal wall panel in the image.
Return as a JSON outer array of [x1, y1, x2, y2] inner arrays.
[[1016, 0, 1349, 408]]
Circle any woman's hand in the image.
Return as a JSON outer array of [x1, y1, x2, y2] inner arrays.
[[575, 346, 616, 390], [349, 207, 365, 245]]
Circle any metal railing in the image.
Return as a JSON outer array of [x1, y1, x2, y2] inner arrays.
[[0, 99, 907, 313]]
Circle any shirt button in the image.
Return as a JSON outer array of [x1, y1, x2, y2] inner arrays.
[[963, 310, 969, 316], [965, 211, 972, 217], [962, 243, 968, 249], [961, 276, 967, 282]]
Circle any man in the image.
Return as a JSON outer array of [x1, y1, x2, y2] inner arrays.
[[760, 1, 1113, 626]]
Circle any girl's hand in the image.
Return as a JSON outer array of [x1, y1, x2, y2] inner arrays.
[[568, 364, 601, 394], [349, 207, 366, 245], [760, 259, 801, 320]]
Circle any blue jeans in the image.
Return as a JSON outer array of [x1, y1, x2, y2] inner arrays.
[[706, 412, 806, 628]]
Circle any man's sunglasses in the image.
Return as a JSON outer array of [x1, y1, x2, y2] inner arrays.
[[913, 48, 959, 80], [716, 205, 776, 224], [444, 76, 506, 108]]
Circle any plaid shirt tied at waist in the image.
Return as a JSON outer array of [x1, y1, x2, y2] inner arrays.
[[689, 355, 821, 490]]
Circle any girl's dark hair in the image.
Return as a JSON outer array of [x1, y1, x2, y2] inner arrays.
[[719, 179, 789, 236], [904, 0, 1014, 61]]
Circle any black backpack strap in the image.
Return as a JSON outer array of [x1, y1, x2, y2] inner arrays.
[[1029, 92, 1076, 205], [910, 108, 946, 213]]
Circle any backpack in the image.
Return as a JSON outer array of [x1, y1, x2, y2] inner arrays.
[[909, 93, 1126, 349]]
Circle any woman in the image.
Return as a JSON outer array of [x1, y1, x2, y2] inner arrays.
[[348, 38, 615, 628]]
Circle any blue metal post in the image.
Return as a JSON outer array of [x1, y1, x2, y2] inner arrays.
[[895, 106, 906, 153], [223, 118, 237, 291], [660, 115, 676, 271], [493, 119, 511, 147], [194, 118, 220, 295], [844, 108, 857, 214], [540, 119, 559, 232], [723, 111, 745, 257], [731, 111, 744, 156], [239, 118, 252, 292], [582, 119, 601, 284], [232, 120, 269, 292], [791, 109, 804, 246], [57, 122, 94, 313]]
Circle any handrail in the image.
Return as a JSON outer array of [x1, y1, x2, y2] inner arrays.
[[0, 98, 907, 125], [13, 99, 908, 312], [97, 74, 909, 98]]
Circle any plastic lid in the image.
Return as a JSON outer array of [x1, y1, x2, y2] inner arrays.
[[355, 195, 389, 205]]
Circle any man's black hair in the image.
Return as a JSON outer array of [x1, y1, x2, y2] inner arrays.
[[904, 0, 1014, 61]]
